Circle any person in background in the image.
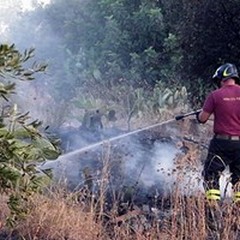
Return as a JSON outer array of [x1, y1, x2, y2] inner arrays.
[[197, 63, 240, 203], [89, 109, 103, 140]]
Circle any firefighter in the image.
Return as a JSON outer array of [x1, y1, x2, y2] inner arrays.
[[87, 109, 103, 141], [197, 63, 240, 202]]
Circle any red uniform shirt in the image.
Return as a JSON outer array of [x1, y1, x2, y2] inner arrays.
[[203, 84, 240, 135]]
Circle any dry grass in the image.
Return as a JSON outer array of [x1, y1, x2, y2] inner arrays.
[[1, 184, 240, 239], [13, 190, 103, 240], [1, 115, 240, 239]]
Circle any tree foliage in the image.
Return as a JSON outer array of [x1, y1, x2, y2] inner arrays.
[[45, 0, 240, 104], [0, 44, 60, 226], [45, 0, 179, 92], [162, 0, 240, 105], [9, 0, 240, 113]]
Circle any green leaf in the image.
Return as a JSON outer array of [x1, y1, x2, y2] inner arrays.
[[32, 136, 60, 160]]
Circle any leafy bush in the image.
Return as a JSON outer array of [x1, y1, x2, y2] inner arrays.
[[0, 44, 60, 226]]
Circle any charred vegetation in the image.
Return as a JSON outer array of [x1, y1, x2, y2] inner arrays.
[[42, 118, 206, 235]]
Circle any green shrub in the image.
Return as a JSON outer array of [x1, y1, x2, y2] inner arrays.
[[0, 44, 60, 226]]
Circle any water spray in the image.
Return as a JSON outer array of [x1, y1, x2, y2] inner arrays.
[[41, 109, 205, 196], [61, 109, 201, 158], [60, 118, 175, 158]]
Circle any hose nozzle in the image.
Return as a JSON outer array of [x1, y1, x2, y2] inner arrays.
[[175, 109, 201, 121]]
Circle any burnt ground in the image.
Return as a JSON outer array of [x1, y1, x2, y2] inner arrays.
[[43, 117, 213, 222]]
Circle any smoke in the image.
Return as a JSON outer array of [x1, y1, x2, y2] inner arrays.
[[0, 1, 68, 127], [122, 141, 179, 188], [42, 132, 206, 197], [121, 140, 205, 196]]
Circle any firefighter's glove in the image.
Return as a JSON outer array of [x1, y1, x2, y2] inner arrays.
[[195, 110, 202, 123]]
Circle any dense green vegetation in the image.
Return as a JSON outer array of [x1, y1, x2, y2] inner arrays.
[[7, 0, 240, 124], [43, 0, 240, 106], [0, 44, 60, 225]]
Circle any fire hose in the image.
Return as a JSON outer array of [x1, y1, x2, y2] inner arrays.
[[175, 109, 202, 121]]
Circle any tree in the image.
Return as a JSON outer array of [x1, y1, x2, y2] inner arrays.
[[0, 43, 60, 225], [162, 0, 240, 105], [45, 0, 180, 91]]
